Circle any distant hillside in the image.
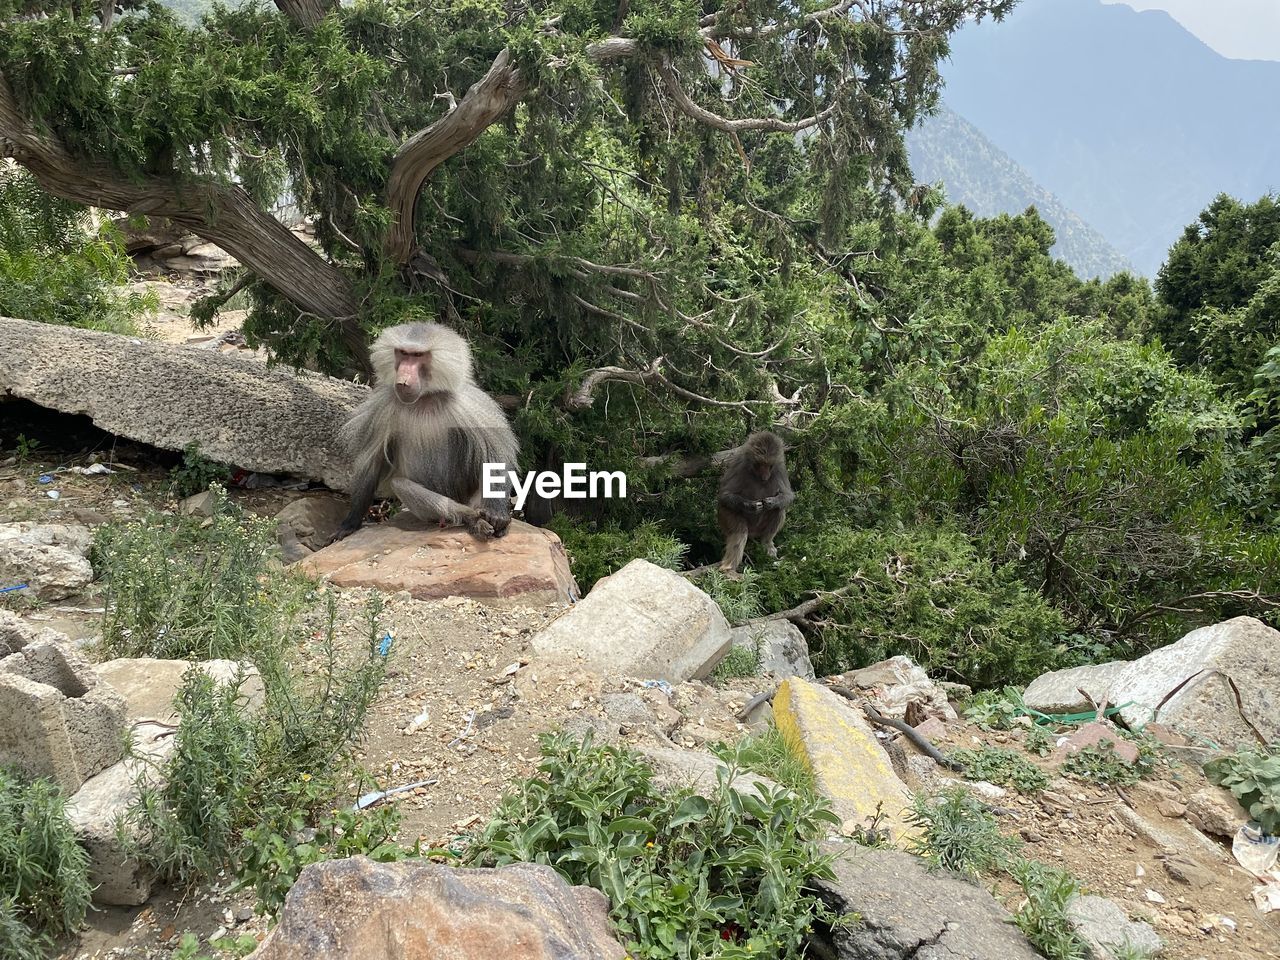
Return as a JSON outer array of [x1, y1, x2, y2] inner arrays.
[[908, 104, 1132, 279], [942, 0, 1280, 276]]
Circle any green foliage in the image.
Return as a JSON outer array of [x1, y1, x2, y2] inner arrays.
[[763, 525, 1068, 686], [1061, 742, 1151, 787], [238, 778, 412, 914], [709, 641, 760, 681], [171, 931, 260, 960], [696, 568, 765, 625], [94, 486, 308, 662], [547, 517, 688, 590], [1155, 193, 1280, 394], [905, 787, 1019, 877], [0, 168, 151, 332], [1024, 725, 1053, 757], [710, 727, 814, 797], [962, 686, 1030, 730], [1008, 860, 1089, 960], [1204, 743, 1280, 835], [0, 768, 92, 954], [950, 747, 1048, 793], [168, 443, 232, 498], [102, 492, 390, 889], [467, 733, 840, 958]]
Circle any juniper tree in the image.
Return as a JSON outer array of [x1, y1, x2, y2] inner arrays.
[[0, 0, 1011, 382]]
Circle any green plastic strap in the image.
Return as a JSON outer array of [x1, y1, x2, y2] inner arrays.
[[1018, 701, 1139, 726]]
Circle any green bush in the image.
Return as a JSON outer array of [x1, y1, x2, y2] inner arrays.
[[0, 168, 151, 332], [467, 733, 840, 958], [0, 768, 92, 955], [1008, 860, 1089, 960], [547, 517, 688, 590], [94, 487, 310, 663], [905, 787, 1019, 878], [761, 525, 1068, 686]]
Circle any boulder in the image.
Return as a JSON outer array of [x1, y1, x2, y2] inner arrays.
[[1024, 617, 1280, 750], [772, 678, 913, 842], [0, 522, 93, 601], [276, 495, 349, 552], [1110, 616, 1280, 749], [1055, 721, 1140, 765], [1022, 660, 1130, 714], [531, 559, 729, 682], [0, 640, 127, 793], [302, 516, 578, 607], [637, 746, 779, 800], [812, 843, 1042, 960], [1065, 894, 1163, 960], [727, 620, 814, 680], [247, 857, 627, 960], [0, 316, 364, 490]]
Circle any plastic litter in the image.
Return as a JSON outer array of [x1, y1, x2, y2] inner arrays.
[[378, 632, 394, 657], [354, 777, 439, 810], [641, 679, 675, 697], [0, 584, 28, 594], [1233, 822, 1279, 875], [37, 474, 53, 484]]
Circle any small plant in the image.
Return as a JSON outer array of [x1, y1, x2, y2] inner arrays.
[[13, 434, 39, 463], [905, 787, 1020, 877], [171, 931, 260, 960], [711, 638, 761, 681], [0, 768, 92, 956], [950, 746, 1048, 793], [168, 443, 231, 497], [712, 726, 815, 796], [1024, 725, 1054, 757], [1008, 859, 1089, 960], [238, 776, 412, 914], [1204, 743, 1280, 835], [1061, 742, 1150, 787], [468, 733, 840, 958], [697, 567, 765, 623], [961, 686, 1029, 730]]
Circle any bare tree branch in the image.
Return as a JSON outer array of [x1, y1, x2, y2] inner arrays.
[[565, 356, 786, 411], [657, 56, 839, 134]]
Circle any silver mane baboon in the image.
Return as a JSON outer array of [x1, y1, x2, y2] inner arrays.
[[331, 322, 518, 542], [716, 431, 793, 572]]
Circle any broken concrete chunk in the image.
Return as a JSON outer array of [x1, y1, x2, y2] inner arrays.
[[0, 640, 127, 793], [531, 559, 730, 682], [773, 677, 913, 842], [0, 522, 93, 601]]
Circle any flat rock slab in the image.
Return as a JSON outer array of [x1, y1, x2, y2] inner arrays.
[[0, 315, 364, 489], [300, 516, 577, 606], [773, 678, 913, 842], [530, 559, 731, 682], [1023, 660, 1130, 714], [814, 843, 1042, 960], [248, 856, 626, 960], [1066, 894, 1163, 960]]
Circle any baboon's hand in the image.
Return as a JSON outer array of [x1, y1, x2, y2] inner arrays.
[[465, 513, 497, 540], [486, 512, 512, 538]]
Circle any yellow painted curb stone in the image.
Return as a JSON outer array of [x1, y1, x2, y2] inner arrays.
[[774, 677, 915, 842]]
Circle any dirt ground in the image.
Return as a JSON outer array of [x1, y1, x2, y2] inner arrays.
[[2, 300, 1278, 959]]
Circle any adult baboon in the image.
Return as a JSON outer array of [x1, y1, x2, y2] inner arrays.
[[716, 431, 793, 572], [331, 322, 518, 542]]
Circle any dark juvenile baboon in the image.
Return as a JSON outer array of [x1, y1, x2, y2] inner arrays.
[[331, 322, 518, 542], [716, 431, 793, 572]]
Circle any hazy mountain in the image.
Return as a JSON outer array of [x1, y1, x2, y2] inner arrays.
[[908, 104, 1132, 279], [940, 0, 1280, 276]]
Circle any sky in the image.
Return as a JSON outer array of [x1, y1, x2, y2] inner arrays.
[[1103, 0, 1280, 61]]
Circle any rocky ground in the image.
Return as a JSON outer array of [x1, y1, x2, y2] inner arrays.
[[2, 271, 1278, 959]]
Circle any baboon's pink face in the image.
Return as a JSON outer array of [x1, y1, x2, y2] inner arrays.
[[394, 348, 432, 402]]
